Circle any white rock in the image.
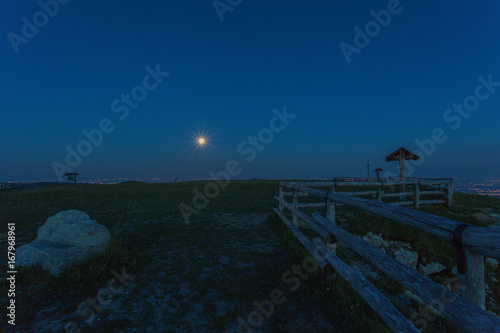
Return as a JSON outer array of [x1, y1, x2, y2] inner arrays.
[[17, 210, 110, 275], [486, 258, 498, 268], [420, 262, 446, 276], [363, 232, 384, 248], [36, 210, 108, 247], [394, 248, 418, 268], [392, 241, 411, 249]]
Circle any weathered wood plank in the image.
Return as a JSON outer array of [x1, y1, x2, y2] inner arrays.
[[311, 211, 500, 332], [343, 191, 378, 196], [280, 181, 500, 259], [283, 191, 309, 197], [273, 208, 334, 276], [295, 181, 419, 187], [461, 227, 500, 260], [418, 181, 451, 186], [278, 193, 493, 317], [294, 181, 338, 186], [382, 192, 414, 198], [334, 181, 417, 187], [295, 180, 451, 187], [419, 200, 447, 205], [419, 191, 444, 195], [391, 201, 415, 206], [296, 203, 325, 208], [312, 239, 420, 333], [275, 196, 335, 244]]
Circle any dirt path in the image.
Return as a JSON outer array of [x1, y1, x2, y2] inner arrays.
[[15, 213, 337, 332]]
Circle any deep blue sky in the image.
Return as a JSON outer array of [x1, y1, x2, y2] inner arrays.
[[1, 0, 499, 182]]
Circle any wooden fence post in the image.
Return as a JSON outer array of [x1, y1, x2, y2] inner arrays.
[[274, 181, 500, 331], [293, 189, 298, 227], [326, 189, 335, 222], [278, 185, 284, 211], [457, 246, 485, 333], [326, 185, 337, 254], [414, 183, 420, 209], [464, 247, 486, 309], [377, 185, 383, 202], [446, 180, 454, 208]]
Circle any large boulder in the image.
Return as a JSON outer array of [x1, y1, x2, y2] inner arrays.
[[17, 210, 110, 275]]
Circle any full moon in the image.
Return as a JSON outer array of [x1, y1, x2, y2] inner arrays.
[[198, 138, 205, 145]]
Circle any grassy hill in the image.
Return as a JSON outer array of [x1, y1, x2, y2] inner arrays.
[[1, 181, 499, 332]]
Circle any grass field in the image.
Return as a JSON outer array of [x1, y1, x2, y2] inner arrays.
[[1, 180, 499, 332]]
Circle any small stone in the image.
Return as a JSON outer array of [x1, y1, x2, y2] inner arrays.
[[219, 256, 231, 265], [486, 258, 498, 268], [337, 217, 348, 224], [362, 232, 384, 248], [394, 248, 418, 268], [419, 262, 446, 276]]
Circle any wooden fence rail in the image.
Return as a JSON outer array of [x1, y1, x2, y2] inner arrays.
[[274, 181, 500, 332], [292, 178, 453, 208], [274, 207, 421, 333]]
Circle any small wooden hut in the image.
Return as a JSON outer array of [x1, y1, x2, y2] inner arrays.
[[64, 172, 79, 184]]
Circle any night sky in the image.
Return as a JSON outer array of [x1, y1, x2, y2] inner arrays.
[[1, 0, 499, 182]]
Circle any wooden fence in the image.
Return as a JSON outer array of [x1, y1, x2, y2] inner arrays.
[[274, 181, 500, 332], [291, 178, 453, 209], [0, 181, 67, 190]]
